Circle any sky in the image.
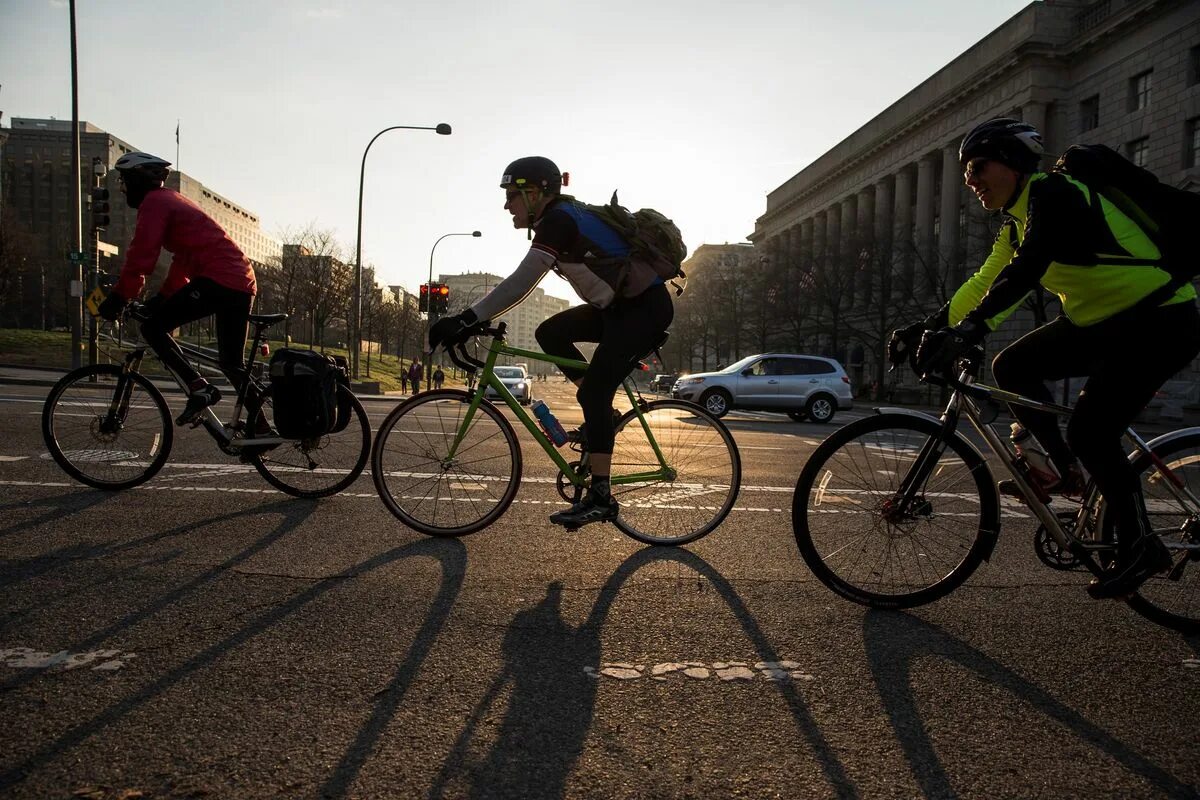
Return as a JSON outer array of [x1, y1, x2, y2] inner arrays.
[[1, 0, 1033, 301]]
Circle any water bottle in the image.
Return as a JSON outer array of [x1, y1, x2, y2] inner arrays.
[[532, 400, 568, 447], [1010, 422, 1058, 484]]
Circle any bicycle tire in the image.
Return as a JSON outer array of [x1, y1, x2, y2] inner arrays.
[[609, 400, 741, 546], [41, 364, 173, 490], [249, 384, 371, 499], [1101, 429, 1200, 634], [792, 413, 1000, 609], [371, 389, 521, 536]]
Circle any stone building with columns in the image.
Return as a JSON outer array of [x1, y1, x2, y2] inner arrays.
[[751, 0, 1200, 395]]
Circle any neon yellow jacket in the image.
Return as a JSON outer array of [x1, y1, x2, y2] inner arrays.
[[950, 172, 1194, 329]]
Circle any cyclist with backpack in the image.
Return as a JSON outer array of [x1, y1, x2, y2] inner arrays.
[[429, 156, 676, 529], [96, 152, 258, 425], [891, 117, 1200, 599]]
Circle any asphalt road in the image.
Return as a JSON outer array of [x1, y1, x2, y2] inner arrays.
[[1, 380, 1198, 799]]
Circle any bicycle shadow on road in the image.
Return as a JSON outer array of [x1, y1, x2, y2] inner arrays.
[[0, 533, 467, 795], [428, 546, 857, 800], [0, 488, 116, 542], [0, 499, 318, 694], [862, 609, 1194, 798]]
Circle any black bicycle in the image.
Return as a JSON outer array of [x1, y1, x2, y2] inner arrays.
[[792, 346, 1200, 633], [41, 300, 371, 498]]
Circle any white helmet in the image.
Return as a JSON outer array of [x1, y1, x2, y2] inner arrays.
[[115, 152, 171, 178]]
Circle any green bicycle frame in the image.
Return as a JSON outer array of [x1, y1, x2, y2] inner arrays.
[[445, 337, 671, 488]]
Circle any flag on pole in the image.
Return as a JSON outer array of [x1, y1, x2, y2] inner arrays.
[[175, 120, 179, 144]]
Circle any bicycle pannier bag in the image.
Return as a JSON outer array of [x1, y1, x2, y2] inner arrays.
[[269, 349, 339, 439]]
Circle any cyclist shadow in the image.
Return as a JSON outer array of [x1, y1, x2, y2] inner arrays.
[[0, 499, 319, 694], [862, 609, 1194, 797], [0, 489, 115, 541], [429, 546, 855, 800], [0, 533, 467, 795]]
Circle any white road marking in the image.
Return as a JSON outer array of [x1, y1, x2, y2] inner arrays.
[[0, 455, 28, 461], [584, 659, 815, 682], [1, 646, 136, 671]]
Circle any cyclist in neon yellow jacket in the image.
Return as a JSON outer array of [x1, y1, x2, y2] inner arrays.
[[890, 118, 1200, 599]]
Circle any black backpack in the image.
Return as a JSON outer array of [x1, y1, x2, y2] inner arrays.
[[569, 192, 689, 296], [1052, 144, 1200, 304], [268, 349, 351, 439]]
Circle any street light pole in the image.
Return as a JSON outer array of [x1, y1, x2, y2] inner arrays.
[[426, 230, 482, 382], [352, 122, 451, 379]]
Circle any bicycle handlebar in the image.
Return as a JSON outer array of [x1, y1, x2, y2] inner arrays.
[[436, 321, 507, 374]]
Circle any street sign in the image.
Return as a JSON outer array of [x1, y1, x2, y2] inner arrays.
[[97, 241, 119, 257], [68, 251, 87, 263]]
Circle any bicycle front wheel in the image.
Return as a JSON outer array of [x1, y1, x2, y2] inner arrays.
[[41, 364, 173, 490], [249, 384, 371, 499], [1108, 430, 1200, 634], [371, 390, 521, 536], [792, 413, 999, 608], [609, 400, 741, 546]]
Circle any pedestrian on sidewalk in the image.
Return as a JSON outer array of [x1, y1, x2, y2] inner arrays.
[[400, 369, 409, 394]]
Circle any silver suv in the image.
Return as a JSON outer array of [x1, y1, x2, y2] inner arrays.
[[671, 353, 854, 423]]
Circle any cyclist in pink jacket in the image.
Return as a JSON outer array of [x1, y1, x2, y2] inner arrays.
[[97, 152, 257, 424]]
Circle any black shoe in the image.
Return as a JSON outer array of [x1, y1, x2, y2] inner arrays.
[[549, 491, 619, 530], [1087, 535, 1173, 599], [176, 384, 222, 426]]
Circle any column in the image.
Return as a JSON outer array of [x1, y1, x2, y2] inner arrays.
[[893, 166, 913, 295], [915, 155, 936, 288], [840, 196, 857, 309], [856, 187, 875, 306], [939, 143, 963, 284]]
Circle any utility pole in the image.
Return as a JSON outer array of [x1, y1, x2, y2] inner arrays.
[[69, 0, 83, 368]]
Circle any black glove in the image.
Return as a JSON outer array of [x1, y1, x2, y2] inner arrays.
[[96, 291, 127, 322], [915, 320, 985, 375], [429, 309, 479, 352], [888, 321, 928, 368]]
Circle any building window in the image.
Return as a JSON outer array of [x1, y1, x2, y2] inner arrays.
[[1188, 118, 1200, 169], [1126, 136, 1150, 168], [1190, 45, 1200, 86], [1080, 94, 1100, 132], [1129, 70, 1152, 112]]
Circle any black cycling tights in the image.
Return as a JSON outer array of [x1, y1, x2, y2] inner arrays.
[[991, 300, 1200, 532], [535, 283, 674, 455], [139, 277, 253, 393]]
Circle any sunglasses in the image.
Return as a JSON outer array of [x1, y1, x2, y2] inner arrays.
[[963, 157, 990, 180]]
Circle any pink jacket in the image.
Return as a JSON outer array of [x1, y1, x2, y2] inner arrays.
[[115, 188, 256, 300]]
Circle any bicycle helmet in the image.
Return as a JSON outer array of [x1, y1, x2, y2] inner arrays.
[[500, 156, 562, 194], [115, 152, 171, 209], [958, 118, 1044, 174], [115, 152, 172, 181]]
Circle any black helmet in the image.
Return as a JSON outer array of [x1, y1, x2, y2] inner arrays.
[[500, 156, 561, 194], [959, 118, 1044, 174]]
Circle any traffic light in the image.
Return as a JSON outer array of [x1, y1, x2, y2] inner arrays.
[[89, 187, 110, 231], [419, 283, 430, 313], [432, 284, 450, 314]]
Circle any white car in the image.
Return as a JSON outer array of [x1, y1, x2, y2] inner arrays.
[[485, 365, 533, 405]]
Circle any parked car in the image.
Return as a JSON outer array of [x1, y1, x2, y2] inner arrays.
[[671, 353, 853, 423], [485, 365, 533, 405], [650, 373, 678, 393]]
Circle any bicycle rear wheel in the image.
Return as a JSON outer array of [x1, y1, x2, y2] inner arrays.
[[249, 384, 371, 499], [792, 413, 999, 608], [371, 390, 521, 536], [1106, 430, 1200, 634], [608, 400, 741, 546], [41, 364, 173, 490]]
